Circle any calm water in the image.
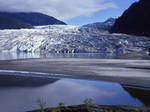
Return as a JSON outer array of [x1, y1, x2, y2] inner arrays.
[[0, 75, 149, 112], [0, 52, 118, 60], [0, 52, 150, 112], [0, 52, 150, 60], [1, 52, 150, 60]]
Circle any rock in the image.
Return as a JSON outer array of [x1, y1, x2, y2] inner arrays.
[[111, 0, 150, 37]]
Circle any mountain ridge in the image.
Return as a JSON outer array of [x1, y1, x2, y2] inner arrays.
[[0, 12, 66, 29], [111, 0, 150, 37], [82, 18, 115, 31], [0, 14, 33, 29]]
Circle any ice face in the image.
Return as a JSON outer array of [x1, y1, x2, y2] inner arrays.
[[0, 25, 150, 56]]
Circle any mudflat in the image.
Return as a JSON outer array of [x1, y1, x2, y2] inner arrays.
[[0, 58, 150, 89]]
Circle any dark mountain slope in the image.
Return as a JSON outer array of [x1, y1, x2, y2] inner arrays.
[[0, 12, 66, 26], [111, 0, 150, 36], [0, 14, 33, 29]]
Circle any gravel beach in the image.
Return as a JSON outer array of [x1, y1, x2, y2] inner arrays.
[[0, 58, 150, 89]]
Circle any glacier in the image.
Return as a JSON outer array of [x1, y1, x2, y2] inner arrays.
[[0, 25, 150, 57]]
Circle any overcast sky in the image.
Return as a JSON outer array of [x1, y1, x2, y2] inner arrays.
[[0, 0, 138, 25]]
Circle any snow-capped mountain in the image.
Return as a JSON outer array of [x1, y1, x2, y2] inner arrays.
[[0, 25, 150, 56], [82, 18, 115, 31]]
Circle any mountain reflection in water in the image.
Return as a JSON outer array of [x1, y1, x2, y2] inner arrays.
[[0, 75, 149, 112], [123, 86, 150, 107], [0, 75, 59, 87]]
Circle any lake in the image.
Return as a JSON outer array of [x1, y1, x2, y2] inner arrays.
[[0, 75, 150, 112], [0, 52, 150, 112]]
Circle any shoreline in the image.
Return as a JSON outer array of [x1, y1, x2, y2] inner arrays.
[[27, 104, 150, 112], [0, 58, 150, 89], [0, 70, 150, 91]]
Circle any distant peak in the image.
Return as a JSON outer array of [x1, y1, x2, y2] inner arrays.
[[104, 18, 116, 23]]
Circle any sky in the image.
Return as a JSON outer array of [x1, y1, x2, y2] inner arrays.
[[66, 0, 139, 25], [0, 0, 138, 26]]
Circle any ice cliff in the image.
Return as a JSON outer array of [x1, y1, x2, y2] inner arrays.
[[0, 25, 150, 56]]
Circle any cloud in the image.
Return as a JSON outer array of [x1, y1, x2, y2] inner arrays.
[[0, 0, 117, 20]]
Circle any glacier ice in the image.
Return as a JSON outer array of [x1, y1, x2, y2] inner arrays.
[[0, 25, 150, 56]]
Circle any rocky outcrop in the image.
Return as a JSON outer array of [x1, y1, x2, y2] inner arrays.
[[111, 0, 150, 37]]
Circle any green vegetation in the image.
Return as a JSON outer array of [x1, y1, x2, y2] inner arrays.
[[28, 104, 149, 112], [28, 98, 150, 112], [0, 12, 66, 29], [83, 98, 94, 112], [58, 102, 65, 108], [0, 14, 33, 29], [57, 102, 65, 112], [83, 98, 93, 105], [36, 99, 46, 112]]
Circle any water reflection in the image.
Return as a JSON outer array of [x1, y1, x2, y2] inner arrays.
[[0, 75, 147, 112], [0, 75, 58, 87], [0, 52, 117, 60], [0, 52, 40, 60], [41, 53, 117, 59], [123, 86, 150, 107], [0, 52, 150, 60]]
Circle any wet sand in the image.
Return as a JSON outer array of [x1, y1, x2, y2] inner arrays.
[[0, 58, 150, 89]]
